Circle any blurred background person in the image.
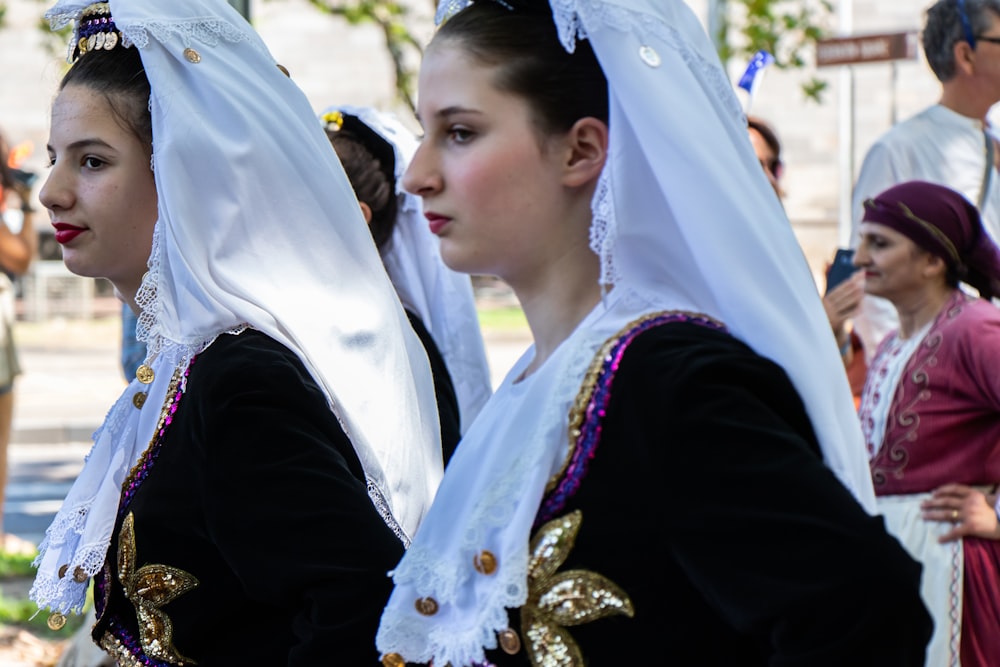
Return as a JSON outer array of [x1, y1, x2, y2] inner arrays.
[[0, 129, 37, 552], [856, 180, 1000, 667], [851, 0, 1000, 361], [747, 116, 865, 395], [322, 106, 492, 462]]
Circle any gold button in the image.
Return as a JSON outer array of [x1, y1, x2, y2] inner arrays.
[[276, 63, 290, 77], [47, 612, 66, 630], [132, 391, 147, 409], [639, 45, 661, 67], [135, 364, 155, 384], [473, 549, 497, 575], [77, 37, 88, 55], [72, 566, 88, 583], [498, 628, 521, 654], [184, 48, 202, 63], [381, 654, 405, 667], [414, 596, 439, 616], [57, 564, 69, 579]]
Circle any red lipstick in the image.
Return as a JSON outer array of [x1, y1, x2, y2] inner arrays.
[[53, 222, 86, 244], [425, 213, 451, 236]]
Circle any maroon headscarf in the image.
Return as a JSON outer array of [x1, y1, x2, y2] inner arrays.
[[862, 180, 1000, 299]]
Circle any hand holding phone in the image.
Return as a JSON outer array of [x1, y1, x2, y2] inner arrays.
[[825, 248, 857, 295]]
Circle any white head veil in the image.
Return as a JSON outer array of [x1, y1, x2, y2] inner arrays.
[[377, 0, 875, 663], [319, 105, 493, 429], [32, 0, 442, 616]]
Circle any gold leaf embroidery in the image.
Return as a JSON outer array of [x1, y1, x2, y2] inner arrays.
[[118, 512, 200, 665], [522, 511, 634, 666]]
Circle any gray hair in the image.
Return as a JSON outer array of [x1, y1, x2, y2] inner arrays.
[[923, 0, 1000, 81]]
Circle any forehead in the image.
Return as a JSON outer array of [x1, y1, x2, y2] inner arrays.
[[747, 128, 775, 159], [858, 221, 912, 242], [49, 84, 133, 146], [417, 42, 505, 112]]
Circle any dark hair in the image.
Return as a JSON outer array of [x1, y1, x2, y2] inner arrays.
[[435, 1, 608, 135], [325, 117, 399, 251], [0, 131, 13, 192], [923, 0, 1000, 81], [746, 116, 782, 171], [60, 45, 153, 151]]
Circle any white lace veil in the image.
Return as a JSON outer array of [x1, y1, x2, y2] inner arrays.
[[31, 0, 443, 616], [319, 105, 493, 430], [377, 0, 876, 663]]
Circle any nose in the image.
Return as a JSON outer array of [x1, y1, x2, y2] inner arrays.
[[38, 159, 72, 215], [853, 243, 869, 267], [401, 141, 441, 198]]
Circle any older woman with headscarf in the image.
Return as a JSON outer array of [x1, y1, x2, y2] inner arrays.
[[856, 180, 1000, 667]]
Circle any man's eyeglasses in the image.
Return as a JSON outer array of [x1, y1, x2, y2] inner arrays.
[[955, 0, 1000, 49]]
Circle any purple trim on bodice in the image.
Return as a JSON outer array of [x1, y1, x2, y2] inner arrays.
[[536, 312, 726, 525], [94, 359, 195, 653], [105, 617, 175, 667]]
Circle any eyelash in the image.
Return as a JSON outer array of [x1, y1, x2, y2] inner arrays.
[[448, 127, 474, 143]]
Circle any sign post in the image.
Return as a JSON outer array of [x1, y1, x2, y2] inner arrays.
[[816, 31, 918, 246], [816, 32, 918, 67]]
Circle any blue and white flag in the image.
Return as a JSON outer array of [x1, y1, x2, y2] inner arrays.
[[736, 50, 775, 113]]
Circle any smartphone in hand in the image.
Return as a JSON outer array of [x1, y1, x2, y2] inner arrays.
[[825, 248, 856, 295]]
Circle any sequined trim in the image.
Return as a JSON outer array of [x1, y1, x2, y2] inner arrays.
[[118, 361, 193, 520], [521, 511, 634, 666], [539, 311, 725, 523], [100, 617, 174, 667], [96, 358, 197, 664], [118, 513, 199, 664]]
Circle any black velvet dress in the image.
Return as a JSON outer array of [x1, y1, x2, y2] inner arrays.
[[91, 329, 403, 665], [482, 320, 932, 666], [405, 309, 461, 465]]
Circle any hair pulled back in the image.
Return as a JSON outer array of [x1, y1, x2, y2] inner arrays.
[[326, 121, 398, 251], [60, 45, 153, 151], [435, 1, 608, 134]]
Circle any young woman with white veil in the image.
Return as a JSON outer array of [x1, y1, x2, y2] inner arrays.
[[322, 105, 493, 460], [30, 0, 443, 663], [376, 1, 932, 665]]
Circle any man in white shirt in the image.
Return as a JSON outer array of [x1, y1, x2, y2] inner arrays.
[[851, 0, 1000, 360]]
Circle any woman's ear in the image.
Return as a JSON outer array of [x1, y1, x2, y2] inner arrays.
[[561, 117, 608, 188], [358, 201, 373, 225], [923, 253, 948, 281]]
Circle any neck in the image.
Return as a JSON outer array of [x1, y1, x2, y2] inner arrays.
[[509, 246, 602, 378], [893, 286, 954, 339], [939, 82, 991, 122], [113, 283, 142, 316]]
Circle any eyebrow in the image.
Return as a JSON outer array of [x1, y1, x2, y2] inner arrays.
[[47, 137, 117, 154], [415, 106, 483, 124]]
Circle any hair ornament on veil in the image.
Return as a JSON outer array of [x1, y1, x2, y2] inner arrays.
[[71, 2, 126, 61], [322, 110, 345, 131]]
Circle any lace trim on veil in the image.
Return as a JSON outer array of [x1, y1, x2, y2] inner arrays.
[[381, 313, 621, 665], [552, 0, 745, 288]]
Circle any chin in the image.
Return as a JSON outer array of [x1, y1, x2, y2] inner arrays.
[[438, 243, 482, 277]]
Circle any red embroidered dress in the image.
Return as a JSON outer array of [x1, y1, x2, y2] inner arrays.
[[862, 290, 1000, 667]]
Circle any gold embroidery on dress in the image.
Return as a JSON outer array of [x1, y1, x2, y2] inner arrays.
[[521, 511, 634, 667], [118, 512, 199, 665]]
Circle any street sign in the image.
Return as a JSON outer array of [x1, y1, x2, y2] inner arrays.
[[816, 32, 918, 67]]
